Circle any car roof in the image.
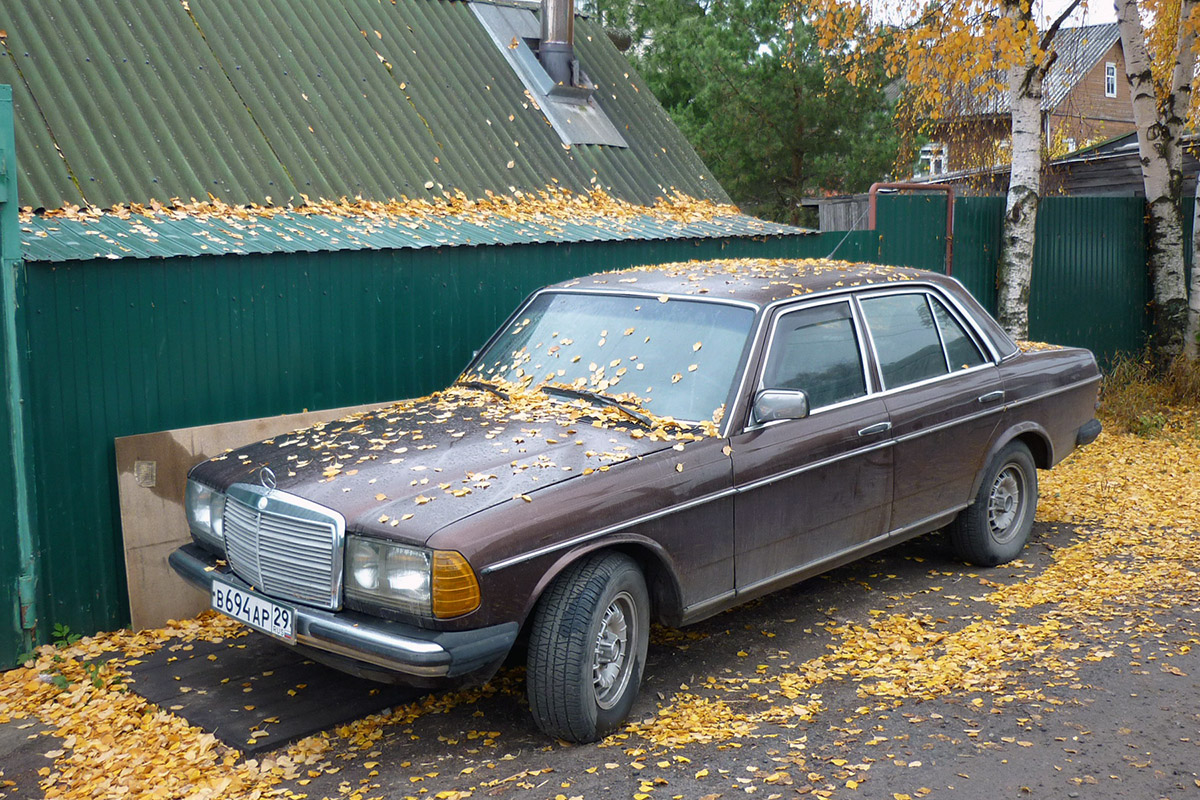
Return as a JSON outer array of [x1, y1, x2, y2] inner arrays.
[[549, 257, 949, 308]]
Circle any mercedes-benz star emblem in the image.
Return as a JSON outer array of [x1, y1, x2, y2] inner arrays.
[[259, 466, 277, 491]]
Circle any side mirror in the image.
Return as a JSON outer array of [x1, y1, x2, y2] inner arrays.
[[752, 389, 810, 425]]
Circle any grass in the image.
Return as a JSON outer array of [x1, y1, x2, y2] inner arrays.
[[1100, 353, 1200, 436]]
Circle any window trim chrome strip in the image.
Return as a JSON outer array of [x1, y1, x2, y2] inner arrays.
[[757, 281, 1005, 363], [747, 296, 875, 423], [734, 281, 1005, 435], [856, 289, 974, 392]]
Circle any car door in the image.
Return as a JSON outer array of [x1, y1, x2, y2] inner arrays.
[[856, 289, 1003, 535], [729, 298, 893, 596]]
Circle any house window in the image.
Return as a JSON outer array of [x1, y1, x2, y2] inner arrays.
[[1105, 62, 1117, 97], [919, 143, 948, 175]]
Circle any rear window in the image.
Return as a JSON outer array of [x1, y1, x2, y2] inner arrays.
[[859, 293, 948, 389]]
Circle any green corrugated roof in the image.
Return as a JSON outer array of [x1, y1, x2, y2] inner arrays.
[[20, 209, 811, 263], [1, 0, 726, 211]]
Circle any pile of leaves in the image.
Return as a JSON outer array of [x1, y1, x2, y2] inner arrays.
[[617, 413, 1200, 793], [2, 409, 1198, 799], [19, 186, 742, 230]]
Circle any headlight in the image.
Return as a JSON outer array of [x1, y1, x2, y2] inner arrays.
[[344, 537, 479, 618], [185, 479, 226, 553]]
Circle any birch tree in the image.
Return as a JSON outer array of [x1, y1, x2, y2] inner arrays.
[[998, 0, 1082, 339], [785, 0, 1085, 340], [1192, 179, 1200, 359], [1115, 0, 1199, 361]]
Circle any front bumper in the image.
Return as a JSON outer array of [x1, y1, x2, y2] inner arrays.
[[169, 543, 518, 682]]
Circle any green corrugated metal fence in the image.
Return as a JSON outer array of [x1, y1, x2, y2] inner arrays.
[[873, 195, 1149, 363], [877, 195, 950, 271], [945, 196, 1005, 313], [1028, 197, 1148, 365]]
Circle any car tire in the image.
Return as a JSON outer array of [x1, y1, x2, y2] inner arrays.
[[948, 441, 1038, 566], [526, 552, 649, 743]]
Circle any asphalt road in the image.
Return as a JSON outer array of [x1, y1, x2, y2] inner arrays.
[[5, 520, 1199, 800], [226, 521, 1200, 800]]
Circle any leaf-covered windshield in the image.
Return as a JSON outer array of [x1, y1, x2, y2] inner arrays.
[[470, 291, 756, 424]]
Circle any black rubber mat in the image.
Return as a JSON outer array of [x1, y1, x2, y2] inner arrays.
[[124, 633, 419, 752]]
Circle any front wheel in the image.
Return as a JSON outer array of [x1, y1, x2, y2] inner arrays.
[[948, 441, 1038, 566], [526, 552, 649, 742]]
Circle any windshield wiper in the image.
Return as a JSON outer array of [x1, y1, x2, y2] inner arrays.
[[540, 385, 655, 428], [454, 379, 510, 401]]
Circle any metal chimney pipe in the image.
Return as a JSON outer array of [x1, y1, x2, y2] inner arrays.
[[540, 0, 575, 86]]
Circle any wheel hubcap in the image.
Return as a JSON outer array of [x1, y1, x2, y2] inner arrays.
[[988, 465, 1025, 542], [593, 591, 635, 710]]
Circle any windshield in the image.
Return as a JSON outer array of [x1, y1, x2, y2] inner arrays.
[[469, 291, 756, 424]]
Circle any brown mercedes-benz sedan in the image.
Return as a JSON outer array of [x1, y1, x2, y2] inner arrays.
[[170, 258, 1102, 741]]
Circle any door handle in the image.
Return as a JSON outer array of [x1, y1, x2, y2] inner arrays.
[[857, 421, 892, 437], [977, 390, 1005, 404]]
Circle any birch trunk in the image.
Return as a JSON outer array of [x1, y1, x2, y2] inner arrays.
[[994, 0, 1086, 340], [996, 54, 1043, 340], [1190, 177, 1200, 359], [1116, 0, 1195, 363]]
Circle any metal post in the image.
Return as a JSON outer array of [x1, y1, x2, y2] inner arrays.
[[0, 84, 38, 650]]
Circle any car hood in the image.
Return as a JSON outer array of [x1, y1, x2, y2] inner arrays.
[[189, 386, 703, 545]]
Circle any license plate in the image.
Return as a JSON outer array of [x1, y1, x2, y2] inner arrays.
[[212, 578, 296, 642]]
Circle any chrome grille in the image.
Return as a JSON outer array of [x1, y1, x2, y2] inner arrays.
[[222, 483, 345, 609]]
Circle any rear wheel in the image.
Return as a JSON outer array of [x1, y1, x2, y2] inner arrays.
[[948, 441, 1037, 566], [526, 552, 649, 742]]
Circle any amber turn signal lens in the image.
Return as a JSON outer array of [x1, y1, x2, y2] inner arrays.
[[431, 550, 481, 618]]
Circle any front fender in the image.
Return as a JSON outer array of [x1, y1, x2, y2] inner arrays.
[[521, 533, 686, 627]]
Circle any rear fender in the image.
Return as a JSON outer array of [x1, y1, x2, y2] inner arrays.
[[967, 423, 1053, 500]]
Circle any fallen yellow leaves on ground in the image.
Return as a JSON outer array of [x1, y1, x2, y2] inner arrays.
[[624, 420, 1200, 758], [0, 613, 334, 799], [2, 417, 1197, 798], [1037, 415, 1200, 533]]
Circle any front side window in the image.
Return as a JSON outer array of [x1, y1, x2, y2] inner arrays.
[[1105, 62, 1117, 97], [761, 301, 867, 410], [860, 293, 948, 389]]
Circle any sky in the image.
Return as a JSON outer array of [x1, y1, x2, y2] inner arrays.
[[1042, 0, 1118, 25], [868, 1, 1120, 30]]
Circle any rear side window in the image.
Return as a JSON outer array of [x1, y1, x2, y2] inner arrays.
[[763, 302, 867, 409], [859, 293, 947, 389], [931, 297, 987, 370]]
